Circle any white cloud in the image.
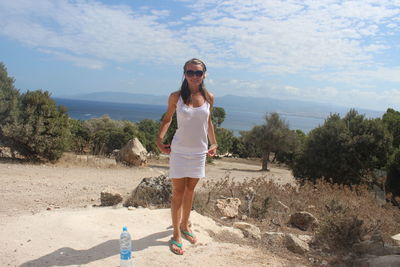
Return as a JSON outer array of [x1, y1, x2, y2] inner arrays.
[[0, 0, 196, 68], [0, 0, 399, 110], [213, 77, 399, 110], [38, 49, 104, 69], [312, 66, 400, 85], [181, 0, 400, 74], [1, 0, 398, 75]]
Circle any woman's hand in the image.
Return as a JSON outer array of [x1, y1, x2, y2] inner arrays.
[[156, 139, 171, 154], [207, 144, 218, 157]]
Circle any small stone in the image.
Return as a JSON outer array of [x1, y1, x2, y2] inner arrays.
[[289, 211, 319, 231], [46, 207, 51, 210], [285, 233, 310, 254], [391, 233, 400, 246], [233, 222, 261, 240], [100, 190, 123, 206], [128, 206, 136, 210], [215, 197, 241, 218]]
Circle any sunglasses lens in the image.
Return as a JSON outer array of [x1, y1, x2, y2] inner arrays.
[[185, 70, 204, 77], [185, 70, 195, 77], [194, 71, 204, 77]]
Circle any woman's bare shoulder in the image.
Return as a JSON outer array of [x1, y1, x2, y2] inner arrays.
[[168, 91, 180, 104], [207, 91, 214, 104], [170, 91, 180, 98]]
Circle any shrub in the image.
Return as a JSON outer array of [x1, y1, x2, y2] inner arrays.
[[386, 148, 400, 206], [137, 119, 160, 154], [194, 176, 400, 252], [315, 199, 365, 250], [292, 110, 392, 185], [69, 115, 138, 155], [1, 63, 70, 161], [1, 89, 69, 161]]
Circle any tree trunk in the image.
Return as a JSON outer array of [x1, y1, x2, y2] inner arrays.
[[261, 151, 270, 171]]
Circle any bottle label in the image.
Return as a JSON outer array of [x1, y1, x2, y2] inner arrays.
[[120, 249, 131, 260]]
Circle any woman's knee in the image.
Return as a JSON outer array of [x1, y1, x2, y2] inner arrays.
[[172, 179, 186, 196], [185, 178, 199, 191]]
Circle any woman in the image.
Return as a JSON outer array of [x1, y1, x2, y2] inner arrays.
[[156, 58, 218, 255]]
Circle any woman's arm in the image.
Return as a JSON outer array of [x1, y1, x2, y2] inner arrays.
[[156, 92, 179, 154], [207, 93, 218, 156]]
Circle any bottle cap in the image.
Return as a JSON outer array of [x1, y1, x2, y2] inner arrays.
[[123, 226, 127, 231]]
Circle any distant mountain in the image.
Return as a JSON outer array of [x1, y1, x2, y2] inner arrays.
[[216, 94, 384, 119], [66, 92, 167, 106], [62, 91, 384, 120]]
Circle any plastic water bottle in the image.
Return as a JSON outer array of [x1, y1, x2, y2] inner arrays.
[[120, 226, 132, 267]]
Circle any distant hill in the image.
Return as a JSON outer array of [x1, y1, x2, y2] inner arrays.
[[66, 92, 167, 106], [62, 91, 384, 120]]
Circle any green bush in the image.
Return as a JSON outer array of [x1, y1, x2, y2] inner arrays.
[[68, 119, 91, 154], [292, 110, 392, 185], [73, 115, 138, 155], [0, 90, 69, 161], [215, 127, 235, 154], [1, 63, 71, 161], [382, 108, 400, 148], [137, 119, 160, 154], [386, 148, 400, 206]]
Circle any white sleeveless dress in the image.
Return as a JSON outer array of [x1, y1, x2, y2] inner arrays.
[[169, 96, 210, 179]]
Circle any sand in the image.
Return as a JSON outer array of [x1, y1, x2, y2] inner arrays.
[[0, 156, 301, 267]]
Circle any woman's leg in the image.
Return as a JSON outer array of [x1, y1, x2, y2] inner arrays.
[[180, 177, 199, 242], [171, 178, 186, 252]]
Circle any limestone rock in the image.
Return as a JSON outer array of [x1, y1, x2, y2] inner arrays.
[[297, 234, 313, 244], [285, 233, 310, 254], [289, 211, 319, 231], [233, 222, 261, 240], [215, 198, 241, 218], [392, 233, 400, 246], [116, 138, 147, 166], [261, 232, 286, 247], [100, 190, 123, 206], [125, 175, 171, 207]]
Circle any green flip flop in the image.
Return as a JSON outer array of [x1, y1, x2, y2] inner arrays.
[[169, 238, 184, 255], [180, 229, 197, 244]]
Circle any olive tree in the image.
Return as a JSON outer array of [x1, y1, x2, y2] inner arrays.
[[243, 112, 295, 170]]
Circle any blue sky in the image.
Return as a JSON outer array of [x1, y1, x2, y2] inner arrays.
[[0, 0, 399, 111]]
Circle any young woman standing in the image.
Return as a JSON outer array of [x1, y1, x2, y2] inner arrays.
[[156, 58, 218, 255]]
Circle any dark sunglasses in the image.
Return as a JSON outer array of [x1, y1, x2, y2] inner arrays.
[[185, 70, 204, 77]]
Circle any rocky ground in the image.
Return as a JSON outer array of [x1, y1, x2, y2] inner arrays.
[[0, 154, 304, 267]]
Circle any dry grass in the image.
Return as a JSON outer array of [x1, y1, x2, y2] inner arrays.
[[193, 175, 400, 263]]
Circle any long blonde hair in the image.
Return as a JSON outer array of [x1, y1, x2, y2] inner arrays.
[[180, 58, 210, 105]]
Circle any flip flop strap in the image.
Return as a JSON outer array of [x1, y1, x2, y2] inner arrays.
[[170, 239, 182, 248], [181, 230, 195, 237]]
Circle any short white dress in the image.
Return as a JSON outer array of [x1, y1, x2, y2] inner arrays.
[[169, 96, 210, 179]]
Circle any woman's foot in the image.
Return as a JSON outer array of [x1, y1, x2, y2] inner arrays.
[[169, 238, 184, 255], [180, 227, 197, 244]]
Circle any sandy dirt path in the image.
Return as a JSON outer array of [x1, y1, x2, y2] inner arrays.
[[0, 157, 301, 267]]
